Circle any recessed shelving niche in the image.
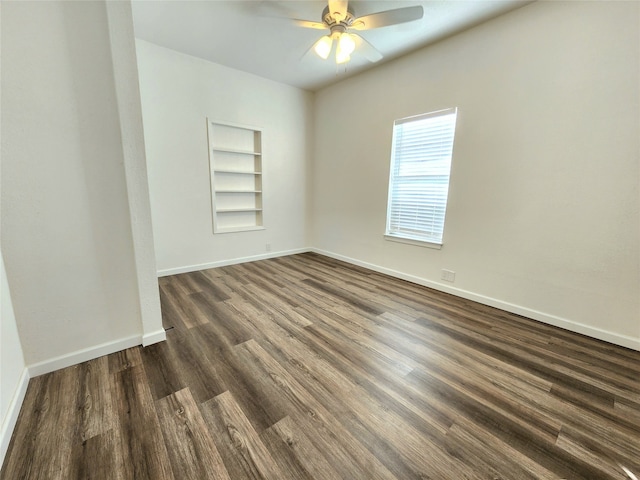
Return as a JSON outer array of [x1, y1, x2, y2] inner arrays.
[[207, 120, 264, 234]]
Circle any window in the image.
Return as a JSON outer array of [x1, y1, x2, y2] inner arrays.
[[385, 108, 457, 247]]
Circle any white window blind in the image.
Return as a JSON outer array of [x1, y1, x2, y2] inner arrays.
[[386, 108, 457, 245]]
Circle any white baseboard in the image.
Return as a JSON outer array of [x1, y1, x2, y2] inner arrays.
[[142, 328, 166, 347], [157, 248, 311, 277], [28, 334, 143, 377], [311, 248, 640, 352], [0, 368, 29, 467]]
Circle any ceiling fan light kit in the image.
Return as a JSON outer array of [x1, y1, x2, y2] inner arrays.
[[297, 0, 424, 66], [336, 32, 356, 63], [314, 35, 333, 59]]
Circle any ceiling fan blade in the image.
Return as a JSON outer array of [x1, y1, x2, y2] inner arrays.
[[253, 0, 299, 18], [351, 5, 424, 30], [328, 0, 348, 22], [292, 19, 327, 30], [300, 39, 318, 61], [352, 34, 383, 63]]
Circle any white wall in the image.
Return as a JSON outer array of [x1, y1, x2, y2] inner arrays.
[[0, 2, 29, 446], [1, 1, 159, 367], [136, 40, 313, 274], [0, 253, 27, 466], [312, 1, 640, 348], [105, 2, 165, 347]]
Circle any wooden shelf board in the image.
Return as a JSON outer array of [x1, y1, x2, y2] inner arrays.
[[211, 147, 261, 155], [213, 169, 262, 175], [214, 225, 265, 234], [215, 190, 262, 194], [216, 208, 263, 213]]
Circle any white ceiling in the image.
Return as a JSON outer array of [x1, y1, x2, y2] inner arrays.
[[131, 0, 533, 91]]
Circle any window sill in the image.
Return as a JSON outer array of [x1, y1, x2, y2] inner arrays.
[[384, 234, 442, 250]]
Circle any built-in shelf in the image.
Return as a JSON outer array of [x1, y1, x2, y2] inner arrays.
[[207, 120, 263, 233]]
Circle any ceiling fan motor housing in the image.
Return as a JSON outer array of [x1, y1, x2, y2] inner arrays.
[[321, 5, 356, 27]]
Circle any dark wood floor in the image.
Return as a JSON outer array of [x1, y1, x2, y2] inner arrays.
[[2, 253, 639, 479]]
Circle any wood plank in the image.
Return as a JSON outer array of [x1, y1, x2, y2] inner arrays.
[[186, 270, 231, 302], [159, 283, 188, 330], [167, 273, 202, 296], [70, 430, 120, 480], [1, 369, 78, 479], [188, 322, 289, 432], [190, 291, 254, 346], [233, 339, 406, 480], [156, 388, 230, 480], [140, 333, 187, 400], [260, 416, 342, 480], [230, 295, 457, 444], [108, 346, 143, 374], [160, 281, 209, 329], [161, 327, 227, 404], [405, 366, 611, 480], [110, 365, 175, 479], [200, 390, 284, 479], [443, 420, 558, 480], [75, 356, 117, 441], [555, 429, 629, 480]]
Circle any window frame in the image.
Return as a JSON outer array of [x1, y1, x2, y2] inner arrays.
[[384, 107, 458, 248]]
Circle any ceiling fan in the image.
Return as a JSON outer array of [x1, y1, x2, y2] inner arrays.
[[294, 0, 424, 65]]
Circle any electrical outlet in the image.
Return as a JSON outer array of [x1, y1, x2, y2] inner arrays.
[[441, 269, 456, 282], [266, 243, 271, 252]]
